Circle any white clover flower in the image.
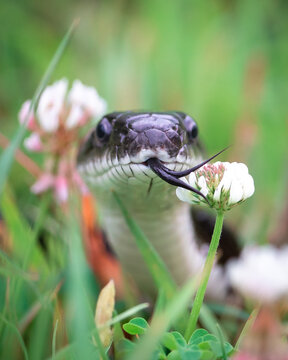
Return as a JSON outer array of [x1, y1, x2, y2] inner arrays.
[[68, 79, 107, 122], [176, 161, 255, 211], [20, 78, 107, 203], [37, 78, 68, 132], [227, 245, 288, 304]]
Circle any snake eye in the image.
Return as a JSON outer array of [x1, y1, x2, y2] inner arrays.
[[95, 118, 112, 142], [183, 115, 198, 141], [188, 123, 198, 140]]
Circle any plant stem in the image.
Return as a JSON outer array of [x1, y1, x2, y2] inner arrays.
[[185, 211, 224, 341]]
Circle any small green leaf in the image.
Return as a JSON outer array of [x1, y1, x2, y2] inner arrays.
[[167, 350, 181, 360], [203, 334, 218, 342], [208, 341, 222, 357], [200, 349, 216, 360], [171, 331, 187, 347], [198, 341, 212, 351], [162, 332, 178, 351], [123, 317, 149, 335], [189, 328, 209, 345], [224, 342, 234, 355], [179, 347, 202, 360]]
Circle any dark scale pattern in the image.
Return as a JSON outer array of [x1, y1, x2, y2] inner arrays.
[[77, 111, 201, 165]]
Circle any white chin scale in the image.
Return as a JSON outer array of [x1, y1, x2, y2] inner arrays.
[[78, 148, 192, 189]]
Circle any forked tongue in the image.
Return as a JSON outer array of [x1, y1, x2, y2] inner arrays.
[[146, 148, 228, 204]]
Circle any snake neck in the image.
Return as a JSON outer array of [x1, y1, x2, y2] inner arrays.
[[93, 180, 204, 296]]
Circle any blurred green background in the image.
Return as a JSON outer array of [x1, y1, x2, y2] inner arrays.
[[1, 0, 288, 242]]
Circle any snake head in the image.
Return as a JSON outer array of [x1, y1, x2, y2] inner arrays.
[[77, 111, 202, 166], [77, 112, 210, 199]]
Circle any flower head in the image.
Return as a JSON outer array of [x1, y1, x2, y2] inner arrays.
[[176, 161, 254, 211], [20, 78, 107, 203], [227, 245, 288, 304]]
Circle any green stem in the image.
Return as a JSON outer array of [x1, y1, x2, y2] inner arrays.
[[185, 211, 224, 341]]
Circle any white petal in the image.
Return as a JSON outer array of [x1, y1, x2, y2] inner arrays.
[[188, 172, 197, 187], [66, 105, 84, 129], [37, 78, 68, 132], [228, 179, 243, 204], [213, 186, 222, 201], [197, 176, 209, 196], [68, 80, 107, 119], [242, 174, 255, 198], [24, 133, 43, 152], [175, 187, 189, 202], [220, 170, 233, 191]]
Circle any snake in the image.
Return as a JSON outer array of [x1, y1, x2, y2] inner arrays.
[[77, 111, 238, 297]]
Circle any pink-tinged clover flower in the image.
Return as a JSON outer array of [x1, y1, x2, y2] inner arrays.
[[227, 245, 288, 304], [176, 161, 255, 211], [18, 100, 36, 130], [23, 133, 43, 152], [19, 78, 107, 203]]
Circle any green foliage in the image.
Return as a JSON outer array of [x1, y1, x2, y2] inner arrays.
[[123, 317, 149, 335], [1, 1, 287, 359], [121, 319, 234, 360]]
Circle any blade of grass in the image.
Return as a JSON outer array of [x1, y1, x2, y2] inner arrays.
[[125, 278, 196, 360], [113, 191, 176, 300], [0, 314, 29, 360], [0, 19, 79, 197], [98, 302, 149, 330], [0, 190, 46, 268], [200, 304, 228, 340], [64, 199, 105, 359], [0, 190, 52, 332], [0, 249, 43, 301], [216, 323, 228, 360], [207, 303, 249, 321], [52, 319, 59, 360], [235, 307, 259, 351]]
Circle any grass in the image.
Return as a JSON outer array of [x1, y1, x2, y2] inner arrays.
[[0, 1, 288, 359]]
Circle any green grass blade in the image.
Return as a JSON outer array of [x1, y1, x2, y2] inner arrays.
[[0, 314, 29, 360], [52, 319, 59, 360], [199, 304, 228, 340], [113, 191, 176, 299], [99, 302, 149, 330], [0, 20, 78, 197], [235, 307, 259, 351], [216, 323, 228, 360]]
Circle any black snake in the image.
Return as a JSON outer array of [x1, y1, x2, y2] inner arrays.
[[77, 111, 238, 297]]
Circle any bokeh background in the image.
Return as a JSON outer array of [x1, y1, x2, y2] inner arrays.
[[1, 0, 288, 242]]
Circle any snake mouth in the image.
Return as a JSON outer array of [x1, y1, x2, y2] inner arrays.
[[145, 148, 228, 203]]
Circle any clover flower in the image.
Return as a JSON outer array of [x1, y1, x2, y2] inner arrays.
[[227, 245, 288, 304], [176, 161, 255, 211], [19, 78, 107, 203]]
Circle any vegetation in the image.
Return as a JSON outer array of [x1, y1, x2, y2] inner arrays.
[[0, 1, 287, 359]]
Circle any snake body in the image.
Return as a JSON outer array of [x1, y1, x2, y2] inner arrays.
[[77, 112, 223, 296]]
